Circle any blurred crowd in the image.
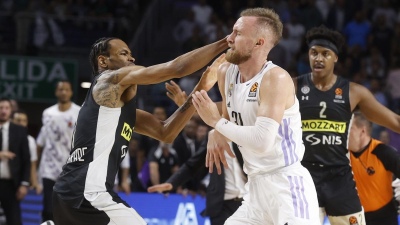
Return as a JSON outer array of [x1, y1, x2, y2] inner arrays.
[[3, 0, 400, 224], [0, 0, 152, 54]]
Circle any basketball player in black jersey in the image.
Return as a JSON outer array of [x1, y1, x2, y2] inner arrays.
[[52, 37, 227, 225], [295, 26, 400, 225]]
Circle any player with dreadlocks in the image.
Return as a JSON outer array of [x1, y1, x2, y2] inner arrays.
[[52, 36, 227, 225], [295, 25, 400, 225]]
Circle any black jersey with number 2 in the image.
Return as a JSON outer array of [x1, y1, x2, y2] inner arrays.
[[296, 74, 352, 166]]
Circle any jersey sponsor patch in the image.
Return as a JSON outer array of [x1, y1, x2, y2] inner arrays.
[[248, 82, 258, 97], [301, 85, 310, 94], [302, 119, 346, 133], [121, 122, 133, 141]]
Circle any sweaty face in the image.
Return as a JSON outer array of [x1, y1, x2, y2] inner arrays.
[[12, 113, 28, 127], [226, 17, 257, 65], [105, 39, 135, 70], [55, 82, 73, 104], [309, 46, 337, 77], [0, 101, 12, 123]]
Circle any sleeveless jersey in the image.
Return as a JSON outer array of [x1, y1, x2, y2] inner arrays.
[[225, 62, 305, 175], [54, 74, 136, 208], [296, 74, 352, 166], [350, 139, 395, 212]]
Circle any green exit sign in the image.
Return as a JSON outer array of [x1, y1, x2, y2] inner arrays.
[[0, 55, 78, 103]]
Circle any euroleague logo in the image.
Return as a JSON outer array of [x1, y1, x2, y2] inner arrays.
[[349, 216, 359, 225]]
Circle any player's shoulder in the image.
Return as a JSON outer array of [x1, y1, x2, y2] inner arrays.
[[349, 80, 369, 95], [43, 104, 59, 114], [71, 102, 81, 110], [264, 66, 291, 82], [219, 62, 231, 74]]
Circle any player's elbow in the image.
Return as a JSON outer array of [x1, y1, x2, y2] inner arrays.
[[157, 132, 176, 144]]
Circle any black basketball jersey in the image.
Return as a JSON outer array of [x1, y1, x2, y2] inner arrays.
[[54, 74, 136, 208], [296, 74, 352, 166]]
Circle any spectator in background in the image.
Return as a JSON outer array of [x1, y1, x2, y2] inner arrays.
[[148, 142, 179, 186], [173, 117, 198, 166], [195, 120, 210, 149], [173, 10, 196, 44], [36, 80, 80, 222], [134, 106, 169, 191], [379, 129, 390, 145], [325, 0, 346, 31], [371, 0, 397, 29], [348, 111, 400, 225], [343, 10, 371, 51], [386, 58, 400, 113], [298, 0, 324, 30], [369, 15, 394, 63], [191, 0, 213, 29], [11, 110, 41, 194], [0, 98, 30, 225], [9, 100, 19, 113]]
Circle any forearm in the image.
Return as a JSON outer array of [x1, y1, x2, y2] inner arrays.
[[162, 81, 207, 142], [172, 38, 228, 77], [215, 117, 280, 154]]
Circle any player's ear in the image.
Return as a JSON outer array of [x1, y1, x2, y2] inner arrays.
[[255, 39, 264, 46], [98, 55, 108, 68]]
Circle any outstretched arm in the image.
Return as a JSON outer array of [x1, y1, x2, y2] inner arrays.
[[134, 55, 226, 143], [118, 38, 228, 86], [352, 82, 400, 133]]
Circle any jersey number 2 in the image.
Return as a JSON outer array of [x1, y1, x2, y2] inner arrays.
[[319, 101, 327, 118]]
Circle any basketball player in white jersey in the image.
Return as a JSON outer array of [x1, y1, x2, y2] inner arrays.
[[192, 8, 319, 225]]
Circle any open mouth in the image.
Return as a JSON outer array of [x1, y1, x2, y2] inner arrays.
[[313, 64, 324, 71]]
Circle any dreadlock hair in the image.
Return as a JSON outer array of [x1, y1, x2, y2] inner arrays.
[[89, 37, 118, 77], [305, 25, 345, 53]]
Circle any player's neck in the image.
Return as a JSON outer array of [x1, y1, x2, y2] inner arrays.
[[311, 72, 337, 91], [238, 58, 266, 83], [58, 101, 72, 112]]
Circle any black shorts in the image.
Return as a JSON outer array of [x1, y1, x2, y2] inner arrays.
[[53, 191, 146, 225], [303, 163, 362, 216], [365, 200, 398, 225]]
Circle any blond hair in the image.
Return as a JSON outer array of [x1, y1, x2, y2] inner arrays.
[[240, 8, 283, 46]]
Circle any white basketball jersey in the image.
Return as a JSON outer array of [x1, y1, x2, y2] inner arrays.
[[224, 62, 305, 175]]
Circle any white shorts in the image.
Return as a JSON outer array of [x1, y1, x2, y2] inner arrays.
[[225, 163, 319, 225]]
